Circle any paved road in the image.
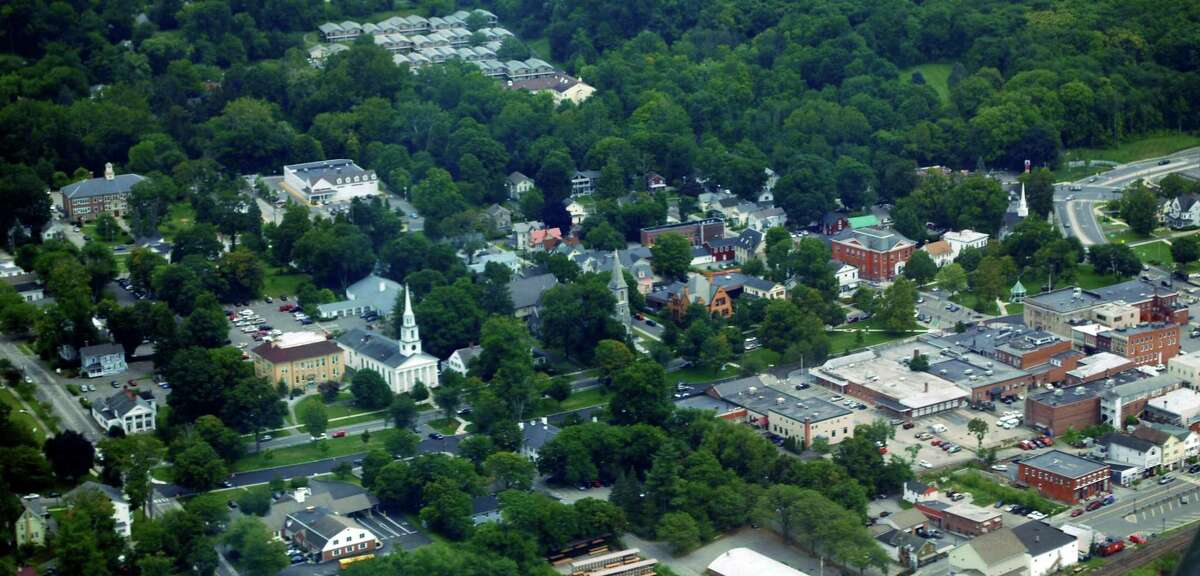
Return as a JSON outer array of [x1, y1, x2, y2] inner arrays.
[[1056, 147, 1200, 245], [1050, 473, 1200, 539], [0, 338, 103, 441]]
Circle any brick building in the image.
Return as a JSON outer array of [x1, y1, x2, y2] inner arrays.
[[1093, 323, 1180, 368], [251, 332, 344, 393], [915, 501, 1002, 537], [1024, 281, 1189, 339], [830, 227, 915, 282], [1017, 450, 1109, 504], [1024, 383, 1102, 435], [639, 218, 724, 247], [923, 323, 1082, 388], [61, 163, 145, 223], [646, 274, 734, 321]]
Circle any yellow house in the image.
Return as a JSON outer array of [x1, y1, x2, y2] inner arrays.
[[1134, 425, 1185, 470], [251, 332, 344, 392], [15, 500, 49, 547]]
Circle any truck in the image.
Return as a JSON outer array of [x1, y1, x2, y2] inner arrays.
[[1094, 539, 1125, 557]]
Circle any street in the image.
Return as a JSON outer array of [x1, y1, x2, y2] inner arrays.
[[1050, 473, 1200, 541], [0, 337, 103, 441]]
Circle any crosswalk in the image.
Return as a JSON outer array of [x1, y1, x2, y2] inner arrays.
[[1126, 485, 1200, 532]]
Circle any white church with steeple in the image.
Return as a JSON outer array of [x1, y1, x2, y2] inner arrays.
[[336, 285, 440, 395]]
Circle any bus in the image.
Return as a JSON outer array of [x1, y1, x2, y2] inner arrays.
[[339, 554, 375, 570]]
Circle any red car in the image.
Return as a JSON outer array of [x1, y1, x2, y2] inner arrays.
[[931, 439, 942, 446], [1070, 509, 1084, 517], [331, 430, 347, 438], [279, 303, 297, 312], [1039, 437, 1054, 447], [879, 447, 888, 455], [1128, 534, 1147, 545], [1086, 500, 1103, 511]]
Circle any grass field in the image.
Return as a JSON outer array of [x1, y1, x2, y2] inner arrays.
[[1074, 264, 1124, 290], [1063, 131, 1200, 166], [0, 388, 46, 443], [939, 469, 1066, 516], [157, 202, 196, 241], [900, 63, 952, 102], [263, 267, 311, 298], [827, 327, 915, 355], [1132, 240, 1174, 266], [428, 417, 459, 435], [81, 220, 134, 249], [295, 395, 376, 421], [234, 428, 407, 472]]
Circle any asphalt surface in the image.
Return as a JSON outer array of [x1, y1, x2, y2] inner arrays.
[[0, 337, 104, 441], [1056, 147, 1200, 245], [1050, 473, 1200, 541]]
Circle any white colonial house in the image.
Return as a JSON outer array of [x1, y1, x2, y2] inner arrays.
[[336, 287, 439, 395], [80, 343, 126, 378], [1101, 432, 1162, 475], [565, 198, 590, 225], [92, 389, 157, 435], [283, 159, 380, 205], [1166, 194, 1200, 229], [942, 229, 990, 258], [828, 260, 859, 296], [506, 171, 535, 200], [445, 345, 482, 376]]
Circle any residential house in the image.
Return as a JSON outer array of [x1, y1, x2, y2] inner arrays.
[[2, 274, 44, 303], [446, 344, 482, 376], [61, 163, 144, 222], [704, 236, 740, 263], [916, 501, 1002, 536], [91, 389, 157, 435], [746, 206, 787, 232], [283, 159, 379, 205], [509, 273, 558, 324], [263, 480, 379, 541], [948, 528, 1028, 576], [520, 419, 559, 461], [465, 250, 520, 275], [283, 507, 380, 563], [759, 168, 778, 204], [528, 227, 563, 251], [482, 204, 512, 232], [689, 246, 714, 266], [1143, 421, 1200, 459], [571, 170, 600, 196], [828, 260, 859, 296], [502, 74, 597, 105], [943, 229, 989, 257], [0, 259, 25, 277], [69, 482, 131, 538], [15, 499, 50, 547], [710, 272, 787, 300], [902, 480, 939, 504], [875, 526, 944, 570], [646, 172, 666, 190], [1166, 194, 1200, 229], [471, 495, 501, 525], [830, 227, 916, 282], [337, 289, 439, 395], [1131, 425, 1185, 470], [922, 239, 954, 267], [251, 332, 344, 393], [1012, 522, 1078, 576], [507, 172, 535, 200], [820, 212, 849, 235], [511, 221, 544, 251], [565, 198, 590, 226], [317, 274, 403, 319], [652, 274, 734, 321], [733, 229, 763, 262]]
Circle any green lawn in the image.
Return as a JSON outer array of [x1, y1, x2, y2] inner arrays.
[[233, 428, 407, 472], [1132, 240, 1174, 266], [263, 267, 311, 298], [157, 202, 196, 241], [1074, 264, 1124, 290], [900, 63, 952, 102], [428, 418, 459, 435], [951, 292, 999, 315], [557, 387, 611, 412], [673, 364, 739, 384], [0, 388, 46, 443], [295, 395, 375, 421], [939, 470, 1067, 516], [1063, 131, 1200, 166], [81, 221, 134, 249], [827, 329, 912, 355], [1003, 303, 1024, 316]]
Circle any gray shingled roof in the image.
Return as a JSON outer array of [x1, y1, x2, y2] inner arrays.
[[1012, 522, 1075, 556], [284, 159, 372, 188], [62, 173, 145, 200], [337, 329, 429, 369], [508, 273, 558, 310]]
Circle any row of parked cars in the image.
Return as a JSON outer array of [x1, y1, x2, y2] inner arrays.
[[1017, 436, 1054, 450]]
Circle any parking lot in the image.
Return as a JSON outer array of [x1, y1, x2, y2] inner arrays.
[[65, 358, 169, 407], [225, 297, 376, 352]]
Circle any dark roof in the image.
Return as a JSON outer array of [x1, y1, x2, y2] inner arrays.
[[251, 340, 340, 364], [337, 329, 427, 369], [98, 389, 149, 419], [509, 273, 558, 310], [70, 481, 126, 503], [472, 494, 499, 516], [1012, 522, 1075, 556], [837, 227, 913, 252], [522, 420, 559, 450], [1020, 450, 1108, 478], [821, 211, 847, 226], [287, 507, 357, 549], [1, 274, 41, 293], [1025, 279, 1178, 314], [62, 173, 145, 200], [1102, 432, 1158, 452], [80, 343, 123, 358]]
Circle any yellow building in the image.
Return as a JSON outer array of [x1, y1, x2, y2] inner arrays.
[[15, 500, 49, 547], [251, 332, 344, 392]]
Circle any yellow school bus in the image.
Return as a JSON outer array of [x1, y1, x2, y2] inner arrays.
[[339, 554, 375, 570]]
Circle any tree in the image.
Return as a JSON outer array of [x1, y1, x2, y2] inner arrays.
[[967, 418, 989, 454], [56, 488, 123, 576], [1089, 243, 1142, 278], [609, 358, 673, 426], [903, 250, 938, 285], [236, 487, 272, 516], [657, 511, 701, 555], [223, 517, 288, 576], [1121, 182, 1160, 236], [94, 213, 121, 242], [351, 369, 393, 410], [484, 451, 536, 491], [98, 434, 164, 510], [389, 395, 419, 429], [650, 233, 692, 280], [43, 430, 95, 483], [876, 278, 918, 333], [754, 485, 808, 544], [300, 401, 328, 437], [223, 377, 286, 450], [173, 439, 228, 491], [1173, 235, 1200, 272], [909, 353, 929, 372], [420, 478, 473, 539], [458, 435, 497, 468], [434, 379, 462, 422], [385, 430, 420, 458], [594, 339, 634, 384], [411, 382, 429, 402], [935, 263, 968, 294]]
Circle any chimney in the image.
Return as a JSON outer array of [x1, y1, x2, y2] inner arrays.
[[540, 417, 548, 425], [379, 281, 386, 293], [104, 162, 115, 181], [924, 382, 929, 393]]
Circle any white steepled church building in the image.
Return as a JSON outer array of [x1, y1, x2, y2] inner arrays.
[[336, 286, 440, 394]]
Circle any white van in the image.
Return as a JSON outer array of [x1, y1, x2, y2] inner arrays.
[[930, 424, 948, 433]]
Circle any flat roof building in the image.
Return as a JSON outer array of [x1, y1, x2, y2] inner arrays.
[[1024, 280, 1188, 338], [706, 548, 811, 576], [1017, 450, 1109, 504], [812, 349, 969, 419], [709, 375, 855, 447], [251, 332, 343, 393], [1145, 388, 1200, 427]]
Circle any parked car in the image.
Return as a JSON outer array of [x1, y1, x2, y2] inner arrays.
[[990, 464, 1008, 472], [1158, 475, 1176, 485], [1086, 500, 1103, 511], [919, 459, 932, 469], [331, 430, 346, 438], [1070, 509, 1084, 517], [902, 422, 915, 429], [428, 432, 445, 440], [1128, 534, 1148, 545]]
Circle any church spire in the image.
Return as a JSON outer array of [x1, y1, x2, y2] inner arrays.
[[1017, 182, 1029, 218], [399, 284, 421, 355], [608, 251, 630, 333]]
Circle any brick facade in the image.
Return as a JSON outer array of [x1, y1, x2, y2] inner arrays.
[[1025, 394, 1100, 436], [1017, 457, 1109, 504], [640, 219, 724, 247], [830, 231, 915, 282]]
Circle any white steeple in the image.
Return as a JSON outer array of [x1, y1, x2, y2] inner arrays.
[[399, 284, 421, 355], [1017, 182, 1029, 218]]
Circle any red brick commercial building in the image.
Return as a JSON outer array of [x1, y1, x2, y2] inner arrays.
[[1024, 280, 1189, 338], [830, 227, 915, 282], [1017, 450, 1110, 504], [639, 218, 724, 247], [1024, 383, 1102, 435], [915, 501, 1002, 536], [1096, 323, 1181, 368]]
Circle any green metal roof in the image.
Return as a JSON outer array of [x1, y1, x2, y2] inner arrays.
[[1011, 280, 1026, 294], [848, 215, 879, 229]]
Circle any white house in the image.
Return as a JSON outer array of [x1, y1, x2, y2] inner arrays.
[[79, 343, 126, 378], [828, 260, 859, 296], [942, 229, 989, 258], [283, 507, 381, 563], [902, 480, 939, 504], [445, 345, 482, 376], [746, 206, 787, 232], [506, 171, 535, 200], [565, 198, 590, 225], [1100, 432, 1162, 475], [758, 168, 778, 205], [70, 482, 132, 538], [92, 389, 157, 435], [520, 419, 559, 462], [1166, 194, 1200, 229], [1013, 522, 1078, 576], [922, 240, 954, 267], [336, 287, 439, 395], [283, 159, 379, 205]]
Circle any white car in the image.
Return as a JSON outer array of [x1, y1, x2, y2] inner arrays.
[[1027, 511, 1047, 520], [919, 459, 932, 469], [990, 464, 1008, 472]]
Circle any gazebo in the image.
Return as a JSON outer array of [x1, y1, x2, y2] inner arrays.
[[1010, 280, 1027, 303]]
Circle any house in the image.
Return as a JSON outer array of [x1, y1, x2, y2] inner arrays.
[[1013, 522, 1078, 576], [565, 198, 590, 225], [922, 240, 954, 267], [317, 274, 403, 320], [506, 172, 535, 200], [283, 507, 380, 563], [465, 250, 520, 275], [446, 344, 482, 376], [263, 480, 379, 541], [528, 227, 564, 251], [570, 170, 600, 196], [0, 259, 24, 277], [2, 274, 44, 303], [830, 227, 916, 282], [502, 74, 597, 105], [520, 419, 559, 461], [282, 159, 379, 205], [61, 163, 144, 223], [710, 272, 787, 300], [943, 229, 989, 257], [948, 528, 1027, 576], [820, 212, 849, 235], [902, 480, 939, 504], [336, 289, 439, 395], [759, 168, 778, 205], [1131, 424, 1185, 470], [654, 274, 734, 321], [251, 332, 344, 393], [482, 204, 512, 232], [92, 389, 156, 435], [69, 482, 132, 538], [646, 172, 666, 190], [509, 273, 559, 323], [734, 229, 763, 262], [1016, 450, 1110, 504], [471, 495, 501, 525], [689, 246, 714, 266], [15, 499, 50, 547], [1165, 194, 1200, 229], [1142, 421, 1200, 459], [920, 501, 1002, 536], [746, 206, 787, 232], [511, 221, 544, 251], [828, 260, 859, 296], [79, 343, 126, 378], [875, 527, 944, 570]]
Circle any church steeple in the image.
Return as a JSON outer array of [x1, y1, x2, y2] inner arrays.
[[609, 251, 630, 333], [399, 285, 421, 355], [1017, 183, 1029, 218]]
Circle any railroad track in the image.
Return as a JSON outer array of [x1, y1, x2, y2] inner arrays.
[[1088, 525, 1198, 576]]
